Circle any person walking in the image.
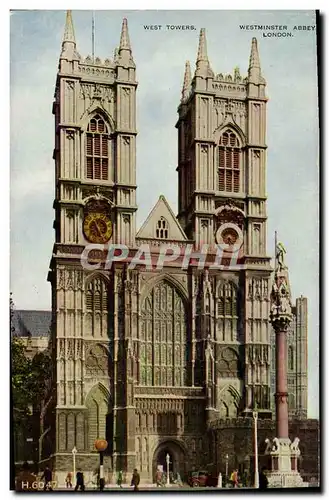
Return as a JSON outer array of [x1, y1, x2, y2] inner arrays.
[[156, 469, 163, 487], [176, 472, 183, 487], [75, 469, 85, 491], [117, 470, 123, 488], [231, 469, 239, 488], [65, 471, 73, 488], [259, 466, 269, 490], [41, 466, 53, 491], [131, 468, 140, 491]]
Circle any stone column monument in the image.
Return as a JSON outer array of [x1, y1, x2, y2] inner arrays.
[[265, 242, 307, 487]]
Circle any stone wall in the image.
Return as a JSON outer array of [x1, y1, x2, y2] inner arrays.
[[48, 453, 114, 488]]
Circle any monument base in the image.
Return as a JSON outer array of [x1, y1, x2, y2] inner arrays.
[[266, 471, 307, 488], [265, 437, 308, 488]]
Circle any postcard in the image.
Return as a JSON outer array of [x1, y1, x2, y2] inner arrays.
[[10, 9, 319, 491]]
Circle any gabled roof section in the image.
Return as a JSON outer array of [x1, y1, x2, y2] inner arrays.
[[11, 310, 51, 338], [136, 195, 188, 241]]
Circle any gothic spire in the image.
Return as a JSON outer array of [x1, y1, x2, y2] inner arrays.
[[181, 60, 191, 102], [117, 17, 135, 68], [195, 28, 213, 78], [197, 28, 208, 62], [248, 37, 261, 83], [119, 18, 131, 52], [63, 10, 76, 45], [60, 10, 80, 62]]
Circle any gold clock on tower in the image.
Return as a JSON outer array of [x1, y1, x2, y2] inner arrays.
[[83, 212, 113, 244]]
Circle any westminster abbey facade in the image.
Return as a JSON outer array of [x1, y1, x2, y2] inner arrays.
[[44, 12, 307, 484]]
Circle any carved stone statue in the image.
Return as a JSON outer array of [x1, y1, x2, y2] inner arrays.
[[279, 283, 290, 313], [272, 437, 280, 452], [270, 274, 292, 318], [264, 438, 272, 454], [276, 242, 287, 271], [290, 437, 300, 453]]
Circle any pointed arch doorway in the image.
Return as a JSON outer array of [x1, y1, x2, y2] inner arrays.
[[152, 441, 187, 482]]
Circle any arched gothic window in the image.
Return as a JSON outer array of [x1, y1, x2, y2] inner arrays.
[[288, 346, 294, 371], [217, 281, 239, 341], [156, 217, 169, 239], [86, 114, 109, 180], [218, 282, 238, 316], [217, 130, 241, 193], [86, 385, 111, 451], [140, 281, 187, 387], [84, 277, 109, 337]]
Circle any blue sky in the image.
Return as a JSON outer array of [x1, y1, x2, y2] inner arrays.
[[10, 10, 319, 417]]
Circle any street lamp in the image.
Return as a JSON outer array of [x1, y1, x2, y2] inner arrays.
[[95, 439, 108, 491], [252, 405, 259, 489], [72, 447, 77, 485], [225, 454, 229, 486], [166, 453, 170, 487]]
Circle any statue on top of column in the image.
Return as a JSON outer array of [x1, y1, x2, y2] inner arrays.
[[270, 241, 292, 322], [276, 242, 287, 272]]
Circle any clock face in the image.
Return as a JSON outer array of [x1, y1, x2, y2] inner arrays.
[[83, 212, 112, 243], [221, 227, 238, 245], [216, 222, 243, 249]]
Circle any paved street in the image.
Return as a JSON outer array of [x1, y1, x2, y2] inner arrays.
[[56, 485, 252, 492], [57, 488, 239, 492]]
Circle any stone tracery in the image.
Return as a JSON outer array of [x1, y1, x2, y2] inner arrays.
[[85, 383, 111, 451], [84, 276, 109, 337], [139, 280, 187, 387]]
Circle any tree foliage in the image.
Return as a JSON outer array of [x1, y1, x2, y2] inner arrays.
[[11, 295, 52, 431], [12, 337, 34, 428]]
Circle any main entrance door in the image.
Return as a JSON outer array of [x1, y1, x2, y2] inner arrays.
[[152, 441, 187, 482]]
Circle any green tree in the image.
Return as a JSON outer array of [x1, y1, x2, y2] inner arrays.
[[12, 336, 34, 430], [11, 293, 33, 431], [11, 294, 52, 463], [30, 352, 52, 406]]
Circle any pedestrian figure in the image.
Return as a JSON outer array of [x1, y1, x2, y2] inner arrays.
[[117, 470, 123, 488], [75, 469, 85, 491], [259, 466, 269, 490], [131, 468, 140, 491], [156, 469, 163, 487], [176, 472, 182, 486], [65, 471, 73, 488], [231, 469, 239, 488], [41, 466, 53, 491]]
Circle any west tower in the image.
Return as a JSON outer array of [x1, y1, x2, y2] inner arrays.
[[176, 31, 273, 421], [46, 11, 138, 480]]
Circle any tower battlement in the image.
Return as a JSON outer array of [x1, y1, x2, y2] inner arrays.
[[59, 12, 136, 83]]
